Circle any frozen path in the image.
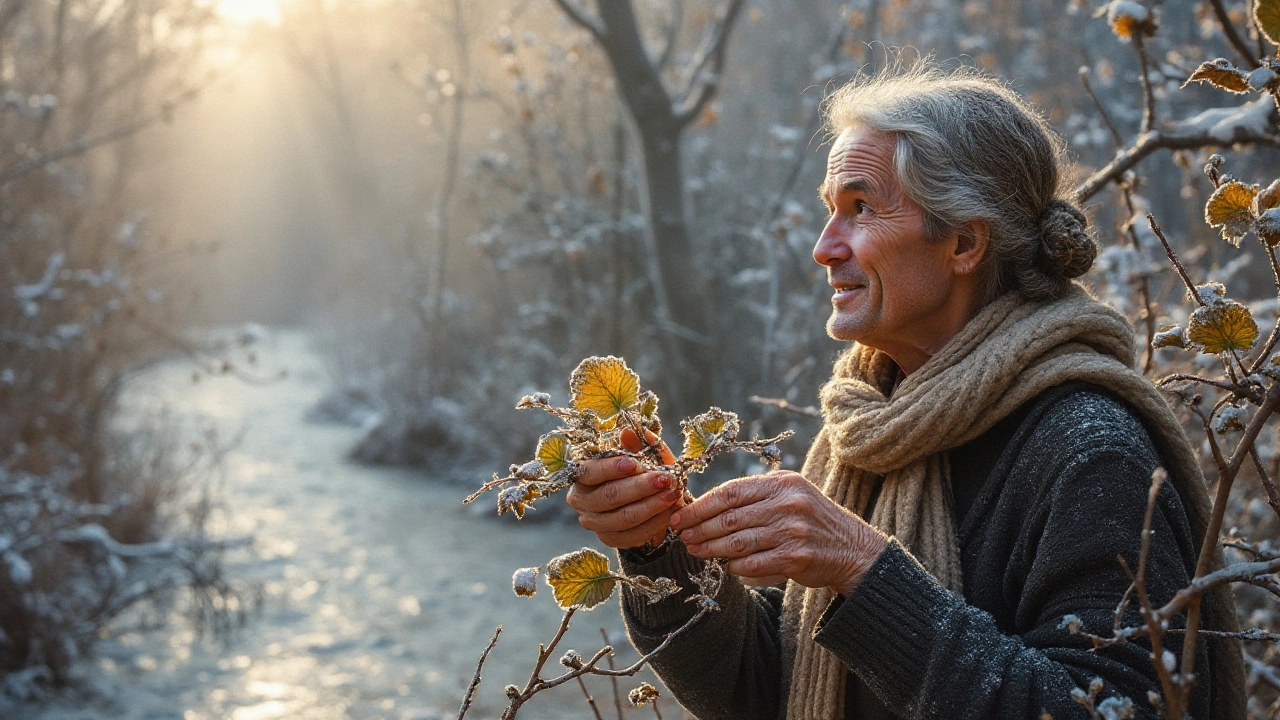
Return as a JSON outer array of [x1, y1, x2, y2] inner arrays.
[[17, 330, 659, 720]]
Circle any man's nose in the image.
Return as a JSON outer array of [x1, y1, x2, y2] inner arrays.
[[813, 222, 852, 267]]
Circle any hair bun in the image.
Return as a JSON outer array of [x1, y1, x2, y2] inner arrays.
[[1037, 200, 1096, 280]]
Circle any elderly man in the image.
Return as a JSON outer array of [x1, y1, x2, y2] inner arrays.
[[565, 63, 1245, 720]]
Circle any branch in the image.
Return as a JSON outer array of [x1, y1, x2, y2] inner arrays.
[[1148, 215, 1204, 305], [1075, 98, 1280, 201], [1249, 445, 1280, 524], [674, 0, 747, 127], [655, 0, 684, 71], [457, 626, 502, 720], [1248, 243, 1280, 373], [749, 395, 821, 418], [1207, 0, 1261, 70], [1132, 32, 1157, 135], [551, 0, 606, 43]]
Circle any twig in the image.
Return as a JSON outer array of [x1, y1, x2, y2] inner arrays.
[[1207, 0, 1262, 70], [1132, 31, 1157, 135], [749, 395, 821, 418], [577, 676, 605, 720], [550, 0, 606, 42], [1249, 445, 1280, 523], [458, 625, 502, 720], [1248, 243, 1280, 373], [1159, 373, 1254, 402], [1148, 215, 1204, 305], [601, 627, 625, 720], [1079, 66, 1124, 146], [674, 0, 748, 127]]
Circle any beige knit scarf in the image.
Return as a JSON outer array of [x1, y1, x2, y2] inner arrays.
[[780, 285, 1245, 720]]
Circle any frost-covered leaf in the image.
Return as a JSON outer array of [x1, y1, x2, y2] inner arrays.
[[570, 356, 639, 420], [512, 459, 544, 481], [1152, 325, 1187, 349], [637, 390, 659, 419], [497, 484, 534, 518], [626, 574, 681, 604], [1205, 181, 1259, 244], [1212, 405, 1246, 434], [628, 682, 660, 707], [1184, 58, 1251, 93], [1103, 0, 1154, 39], [1256, 0, 1280, 48], [1187, 300, 1259, 353], [536, 433, 572, 473], [1248, 66, 1278, 92], [512, 566, 539, 597], [681, 407, 739, 460], [1258, 208, 1280, 247], [545, 547, 616, 609], [1256, 180, 1280, 214], [559, 649, 584, 669], [516, 391, 552, 409]]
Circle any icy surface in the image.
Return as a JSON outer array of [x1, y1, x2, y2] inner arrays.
[[13, 330, 653, 720]]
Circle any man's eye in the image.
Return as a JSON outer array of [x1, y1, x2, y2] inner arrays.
[[855, 200, 871, 214]]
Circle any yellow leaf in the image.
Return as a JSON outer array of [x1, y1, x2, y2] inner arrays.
[[1184, 59, 1251, 93], [570, 356, 640, 421], [637, 390, 659, 419], [681, 407, 737, 459], [544, 547, 616, 609], [1187, 301, 1259, 354], [536, 433, 572, 473], [1205, 181, 1259, 244], [1256, 0, 1280, 47]]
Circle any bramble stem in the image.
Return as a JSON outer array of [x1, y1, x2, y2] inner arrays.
[[457, 625, 502, 720]]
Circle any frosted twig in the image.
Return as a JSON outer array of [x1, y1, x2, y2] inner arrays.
[[458, 625, 502, 720], [749, 395, 821, 418]]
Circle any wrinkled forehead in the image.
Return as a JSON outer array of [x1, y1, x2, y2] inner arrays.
[[823, 126, 899, 196]]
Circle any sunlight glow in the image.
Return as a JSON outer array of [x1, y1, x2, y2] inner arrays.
[[217, 0, 282, 26]]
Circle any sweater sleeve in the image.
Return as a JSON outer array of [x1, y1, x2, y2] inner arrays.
[[812, 407, 1209, 719], [617, 542, 786, 720]]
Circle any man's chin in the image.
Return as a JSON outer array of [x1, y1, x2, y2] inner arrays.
[[825, 314, 867, 342]]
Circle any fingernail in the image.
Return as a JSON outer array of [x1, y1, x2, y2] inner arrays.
[[617, 458, 637, 473], [669, 511, 682, 526], [661, 489, 679, 502], [687, 542, 701, 554], [651, 474, 671, 489]]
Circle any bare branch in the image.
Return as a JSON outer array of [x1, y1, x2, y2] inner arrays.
[[1249, 446, 1280, 524], [1075, 99, 1280, 202], [1079, 66, 1124, 146], [600, 627, 625, 720], [655, 0, 684, 71], [1248, 243, 1280, 373], [1132, 32, 1157, 135], [458, 626, 502, 720], [1148, 215, 1204, 305], [674, 0, 747, 127], [551, 0, 607, 42], [1207, 0, 1262, 70], [749, 395, 821, 418]]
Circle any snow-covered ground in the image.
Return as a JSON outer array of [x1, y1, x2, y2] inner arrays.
[[13, 330, 662, 720]]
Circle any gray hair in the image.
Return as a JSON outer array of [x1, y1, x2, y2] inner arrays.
[[823, 59, 1096, 302]]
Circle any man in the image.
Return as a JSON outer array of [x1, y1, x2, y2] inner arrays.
[[565, 62, 1245, 719]]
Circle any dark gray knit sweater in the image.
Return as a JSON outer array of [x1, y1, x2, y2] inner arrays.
[[618, 383, 1212, 719]]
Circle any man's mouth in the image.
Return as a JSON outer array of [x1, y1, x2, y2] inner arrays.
[[830, 283, 865, 302]]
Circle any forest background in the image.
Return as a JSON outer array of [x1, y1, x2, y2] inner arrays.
[[3, 0, 1280, 717]]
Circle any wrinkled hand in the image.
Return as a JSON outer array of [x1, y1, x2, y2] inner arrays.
[[566, 429, 683, 549], [669, 471, 888, 595]]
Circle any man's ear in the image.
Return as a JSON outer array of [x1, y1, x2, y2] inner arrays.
[[952, 219, 990, 276]]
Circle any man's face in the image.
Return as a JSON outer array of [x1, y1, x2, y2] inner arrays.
[[814, 127, 960, 356]]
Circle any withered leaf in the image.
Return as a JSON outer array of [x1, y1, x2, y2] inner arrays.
[[536, 432, 572, 473], [1184, 58, 1251, 93]]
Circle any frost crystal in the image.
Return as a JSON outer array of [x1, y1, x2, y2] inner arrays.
[[1212, 405, 1246, 434]]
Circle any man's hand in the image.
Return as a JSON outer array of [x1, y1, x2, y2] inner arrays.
[[669, 471, 888, 595], [566, 429, 683, 549]]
